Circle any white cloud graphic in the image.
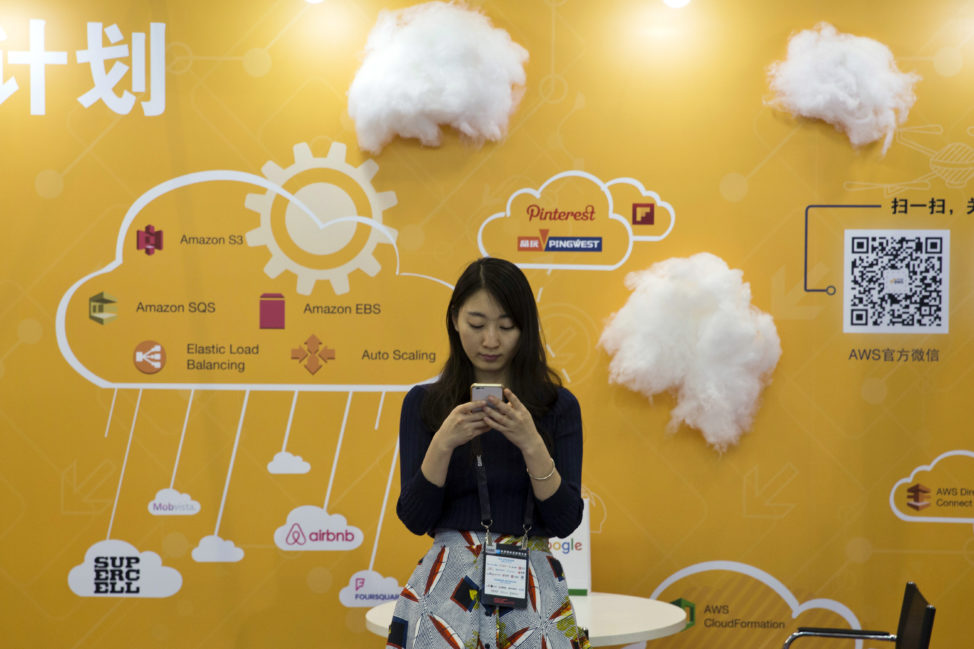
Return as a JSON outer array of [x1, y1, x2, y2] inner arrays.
[[477, 171, 675, 272], [267, 451, 311, 474], [54, 162, 452, 393], [607, 177, 676, 243], [889, 449, 974, 525], [338, 569, 401, 608], [652, 561, 861, 642], [147, 488, 201, 516], [273, 505, 364, 551], [192, 534, 244, 563], [68, 539, 182, 598]]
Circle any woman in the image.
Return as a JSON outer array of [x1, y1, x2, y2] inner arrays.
[[387, 257, 589, 649]]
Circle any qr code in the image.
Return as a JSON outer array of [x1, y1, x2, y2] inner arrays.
[[843, 229, 949, 334]]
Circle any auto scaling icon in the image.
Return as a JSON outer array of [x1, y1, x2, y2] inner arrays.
[[291, 335, 335, 375], [89, 292, 118, 324], [136, 225, 163, 255], [134, 340, 166, 374]]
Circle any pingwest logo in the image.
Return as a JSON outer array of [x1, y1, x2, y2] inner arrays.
[[517, 229, 602, 252], [285, 523, 356, 545], [906, 483, 931, 511]]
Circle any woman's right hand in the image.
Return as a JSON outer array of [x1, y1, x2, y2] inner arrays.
[[421, 402, 491, 487], [433, 401, 491, 452]]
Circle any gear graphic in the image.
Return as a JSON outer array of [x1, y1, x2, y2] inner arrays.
[[245, 142, 398, 295]]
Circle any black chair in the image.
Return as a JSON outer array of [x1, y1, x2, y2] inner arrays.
[[782, 582, 935, 649]]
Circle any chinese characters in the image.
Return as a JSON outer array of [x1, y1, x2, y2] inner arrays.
[[0, 19, 165, 115]]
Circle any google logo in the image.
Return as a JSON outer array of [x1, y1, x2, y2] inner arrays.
[[550, 538, 584, 555]]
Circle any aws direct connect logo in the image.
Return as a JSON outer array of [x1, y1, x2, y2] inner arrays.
[[906, 483, 931, 511]]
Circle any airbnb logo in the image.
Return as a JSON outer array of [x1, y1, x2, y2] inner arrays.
[[284, 523, 356, 545], [286, 523, 307, 545]]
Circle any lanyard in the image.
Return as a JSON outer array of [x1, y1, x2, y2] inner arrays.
[[474, 449, 534, 549]]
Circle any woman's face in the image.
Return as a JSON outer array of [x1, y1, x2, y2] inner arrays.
[[452, 288, 521, 384]]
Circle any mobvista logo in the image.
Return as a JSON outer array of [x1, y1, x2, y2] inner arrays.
[[150, 501, 199, 514], [284, 523, 357, 546]]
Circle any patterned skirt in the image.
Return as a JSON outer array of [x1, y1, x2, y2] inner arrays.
[[385, 529, 590, 649]]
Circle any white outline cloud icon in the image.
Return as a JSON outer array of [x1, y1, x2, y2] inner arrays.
[[652, 560, 863, 646], [68, 539, 182, 598], [477, 171, 675, 271], [147, 488, 201, 516], [54, 163, 453, 392], [267, 451, 311, 474], [888, 449, 974, 525], [273, 506, 364, 551], [338, 569, 401, 608]]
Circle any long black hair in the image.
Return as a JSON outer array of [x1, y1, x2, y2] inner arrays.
[[421, 257, 561, 447]]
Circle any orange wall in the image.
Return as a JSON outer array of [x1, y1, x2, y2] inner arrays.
[[0, 1, 969, 647]]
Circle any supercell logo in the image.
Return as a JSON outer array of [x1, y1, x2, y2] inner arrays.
[[93, 556, 141, 594], [517, 229, 602, 252]]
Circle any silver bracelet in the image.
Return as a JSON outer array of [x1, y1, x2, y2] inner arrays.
[[527, 458, 556, 481]]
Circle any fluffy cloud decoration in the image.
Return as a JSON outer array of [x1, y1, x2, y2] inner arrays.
[[599, 253, 781, 451], [348, 1, 529, 153], [766, 22, 920, 154]]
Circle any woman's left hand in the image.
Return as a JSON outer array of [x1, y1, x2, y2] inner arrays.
[[482, 388, 543, 452]]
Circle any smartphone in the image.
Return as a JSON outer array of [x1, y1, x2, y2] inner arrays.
[[471, 383, 504, 411]]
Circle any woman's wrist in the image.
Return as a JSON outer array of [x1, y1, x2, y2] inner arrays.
[[519, 435, 547, 459], [431, 430, 458, 455], [521, 437, 552, 470], [527, 457, 556, 480]]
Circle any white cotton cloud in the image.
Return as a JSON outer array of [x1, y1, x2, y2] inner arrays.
[[267, 451, 311, 474], [191, 534, 244, 563], [599, 253, 781, 451], [766, 22, 920, 154], [348, 1, 529, 153]]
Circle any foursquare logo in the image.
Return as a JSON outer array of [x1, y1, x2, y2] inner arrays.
[[518, 229, 602, 252]]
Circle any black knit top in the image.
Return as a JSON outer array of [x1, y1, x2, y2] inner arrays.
[[396, 384, 584, 538]]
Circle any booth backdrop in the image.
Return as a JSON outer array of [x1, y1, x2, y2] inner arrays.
[[0, 0, 970, 647]]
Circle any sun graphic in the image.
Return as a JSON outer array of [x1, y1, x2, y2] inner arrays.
[[245, 142, 398, 295]]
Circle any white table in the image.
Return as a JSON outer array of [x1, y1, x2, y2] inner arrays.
[[365, 591, 687, 646]]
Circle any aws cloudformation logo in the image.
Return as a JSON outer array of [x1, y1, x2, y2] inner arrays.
[[517, 229, 602, 252]]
